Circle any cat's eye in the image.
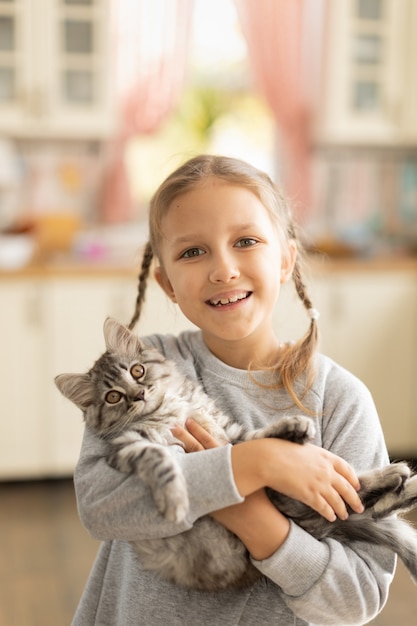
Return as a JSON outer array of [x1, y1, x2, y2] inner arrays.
[[130, 363, 145, 380], [105, 390, 123, 404]]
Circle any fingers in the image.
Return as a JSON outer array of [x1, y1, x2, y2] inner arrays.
[[172, 424, 205, 452], [333, 455, 361, 492], [171, 419, 221, 453], [301, 479, 363, 523], [185, 419, 221, 449], [317, 467, 364, 521], [270, 442, 364, 522], [331, 456, 364, 515]]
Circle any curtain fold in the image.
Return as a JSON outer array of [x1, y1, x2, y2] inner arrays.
[[101, 0, 194, 223], [234, 0, 324, 220]]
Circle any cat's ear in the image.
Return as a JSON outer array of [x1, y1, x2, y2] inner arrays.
[[54, 373, 94, 410], [103, 317, 144, 358]]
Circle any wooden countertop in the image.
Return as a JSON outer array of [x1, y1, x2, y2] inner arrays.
[[1, 253, 417, 279], [308, 253, 417, 274], [0, 257, 139, 279]]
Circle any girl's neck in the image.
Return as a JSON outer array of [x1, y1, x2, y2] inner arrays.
[[202, 332, 282, 371]]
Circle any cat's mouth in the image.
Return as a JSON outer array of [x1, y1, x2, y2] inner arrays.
[[207, 291, 251, 307]]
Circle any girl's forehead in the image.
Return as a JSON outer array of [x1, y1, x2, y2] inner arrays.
[[157, 184, 283, 247], [164, 179, 270, 219]]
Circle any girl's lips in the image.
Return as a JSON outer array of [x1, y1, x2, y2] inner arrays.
[[207, 291, 251, 307]]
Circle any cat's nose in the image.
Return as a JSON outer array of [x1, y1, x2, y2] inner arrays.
[[134, 390, 145, 401]]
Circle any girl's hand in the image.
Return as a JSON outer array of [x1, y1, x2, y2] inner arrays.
[[231, 438, 364, 523], [172, 419, 364, 523], [171, 418, 222, 451], [172, 419, 290, 558]]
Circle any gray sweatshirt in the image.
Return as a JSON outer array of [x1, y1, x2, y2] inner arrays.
[[72, 330, 395, 626]]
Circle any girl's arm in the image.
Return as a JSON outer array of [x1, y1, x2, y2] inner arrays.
[[172, 418, 364, 559], [74, 420, 360, 549], [73, 425, 244, 542], [173, 391, 396, 626]]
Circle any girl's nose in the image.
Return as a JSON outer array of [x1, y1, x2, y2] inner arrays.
[[208, 253, 240, 283]]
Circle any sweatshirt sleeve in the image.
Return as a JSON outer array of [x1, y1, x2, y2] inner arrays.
[[74, 426, 244, 542], [251, 361, 396, 625]]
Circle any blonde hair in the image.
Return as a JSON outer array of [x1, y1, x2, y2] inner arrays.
[[129, 154, 318, 409]]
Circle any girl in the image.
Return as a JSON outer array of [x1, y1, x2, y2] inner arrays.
[[72, 155, 394, 625]]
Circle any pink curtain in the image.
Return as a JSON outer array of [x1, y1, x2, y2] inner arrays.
[[234, 0, 324, 220], [101, 0, 194, 222]]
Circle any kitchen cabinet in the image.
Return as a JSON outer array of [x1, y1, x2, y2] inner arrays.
[[45, 276, 136, 474], [0, 273, 195, 479], [0, 0, 112, 138], [0, 264, 416, 479], [0, 280, 48, 477], [318, 0, 417, 144], [275, 268, 417, 457], [46, 276, 194, 475]]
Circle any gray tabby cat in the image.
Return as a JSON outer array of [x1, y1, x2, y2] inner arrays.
[[55, 317, 417, 591]]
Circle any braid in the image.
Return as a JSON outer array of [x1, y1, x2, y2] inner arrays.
[[128, 241, 154, 330], [292, 257, 314, 312], [278, 255, 319, 408], [287, 220, 319, 346]]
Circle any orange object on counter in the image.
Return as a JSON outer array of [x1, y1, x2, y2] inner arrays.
[[34, 212, 82, 255]]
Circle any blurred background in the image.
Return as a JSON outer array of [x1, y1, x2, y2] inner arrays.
[[0, 1, 416, 624]]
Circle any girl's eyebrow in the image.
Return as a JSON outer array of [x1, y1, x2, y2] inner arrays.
[[171, 223, 259, 246], [170, 234, 201, 247]]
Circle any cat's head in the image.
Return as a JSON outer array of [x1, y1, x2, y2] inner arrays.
[[54, 317, 172, 437]]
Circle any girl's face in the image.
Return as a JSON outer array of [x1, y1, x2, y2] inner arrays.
[[155, 178, 296, 368]]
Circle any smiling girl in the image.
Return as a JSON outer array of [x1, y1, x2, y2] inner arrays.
[[72, 155, 394, 626]]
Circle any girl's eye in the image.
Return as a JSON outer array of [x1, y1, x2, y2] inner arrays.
[[105, 390, 123, 404], [236, 238, 257, 248], [130, 364, 145, 379], [181, 247, 204, 259]]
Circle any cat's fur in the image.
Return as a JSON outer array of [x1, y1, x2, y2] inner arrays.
[[55, 317, 417, 591]]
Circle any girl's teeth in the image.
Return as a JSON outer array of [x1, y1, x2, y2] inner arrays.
[[211, 292, 248, 306]]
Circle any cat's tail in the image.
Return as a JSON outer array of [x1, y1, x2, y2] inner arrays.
[[335, 515, 417, 583]]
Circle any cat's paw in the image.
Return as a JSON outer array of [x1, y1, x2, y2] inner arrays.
[[359, 462, 413, 515], [154, 478, 189, 523], [264, 415, 315, 444], [360, 462, 411, 496]]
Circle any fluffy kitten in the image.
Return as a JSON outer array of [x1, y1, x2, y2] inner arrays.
[[55, 317, 417, 591]]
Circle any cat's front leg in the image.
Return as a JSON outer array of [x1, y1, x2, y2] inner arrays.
[[108, 432, 189, 523], [246, 415, 316, 445]]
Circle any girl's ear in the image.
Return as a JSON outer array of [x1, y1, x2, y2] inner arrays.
[[154, 266, 177, 302], [280, 240, 297, 283]]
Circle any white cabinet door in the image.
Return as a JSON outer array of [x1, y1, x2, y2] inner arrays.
[[0, 280, 48, 477], [0, 0, 33, 130], [0, 274, 195, 479], [46, 276, 196, 474], [274, 270, 417, 455], [45, 276, 137, 474], [318, 272, 417, 456], [0, 0, 112, 138], [318, 0, 414, 144]]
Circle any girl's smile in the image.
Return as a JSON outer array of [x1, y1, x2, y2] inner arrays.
[[155, 178, 296, 368], [207, 290, 252, 308]]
